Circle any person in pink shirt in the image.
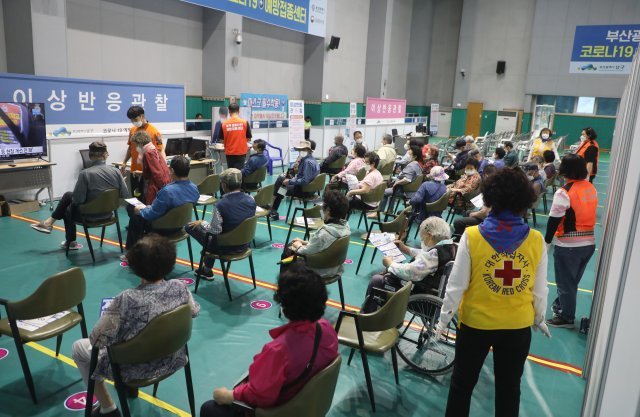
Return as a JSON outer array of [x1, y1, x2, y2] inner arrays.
[[347, 151, 384, 212], [327, 144, 367, 191], [200, 264, 339, 417]]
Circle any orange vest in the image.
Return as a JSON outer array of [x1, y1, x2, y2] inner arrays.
[[556, 180, 597, 237], [576, 139, 599, 176], [128, 123, 163, 172], [221, 116, 250, 155]]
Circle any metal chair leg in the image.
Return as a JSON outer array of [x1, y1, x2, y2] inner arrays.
[[15, 341, 37, 404], [55, 334, 63, 356], [249, 254, 257, 289], [391, 346, 400, 384], [83, 225, 96, 263], [152, 382, 159, 397], [187, 237, 194, 270], [184, 345, 196, 417], [360, 349, 376, 412], [337, 277, 345, 310], [100, 226, 106, 247], [347, 348, 356, 365], [115, 215, 124, 253], [222, 261, 233, 301], [193, 205, 199, 221]]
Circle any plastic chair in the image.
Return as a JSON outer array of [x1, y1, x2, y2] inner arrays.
[[151, 203, 195, 269], [355, 167, 367, 181], [233, 356, 342, 417], [334, 282, 412, 412], [242, 166, 267, 193], [409, 190, 451, 239], [85, 304, 196, 417], [356, 207, 410, 275], [445, 187, 481, 224], [324, 155, 347, 179], [69, 189, 123, 263], [195, 216, 258, 301], [266, 142, 284, 175], [385, 175, 424, 220], [79, 149, 92, 169], [194, 174, 220, 220], [254, 184, 275, 243], [285, 174, 327, 222], [302, 235, 350, 310], [349, 182, 387, 231], [0, 268, 87, 403], [378, 162, 394, 181]]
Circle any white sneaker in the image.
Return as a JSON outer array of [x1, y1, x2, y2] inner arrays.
[[60, 240, 81, 250], [31, 222, 52, 234]]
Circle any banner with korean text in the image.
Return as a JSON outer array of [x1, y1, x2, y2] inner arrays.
[[240, 93, 288, 121], [182, 0, 326, 37], [429, 103, 439, 135], [288, 99, 304, 162], [570, 25, 640, 74], [0, 73, 185, 138], [365, 97, 406, 125]]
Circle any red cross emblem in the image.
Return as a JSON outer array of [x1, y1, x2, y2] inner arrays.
[[494, 260, 521, 287]]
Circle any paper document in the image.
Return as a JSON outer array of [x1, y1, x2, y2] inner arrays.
[[277, 187, 288, 197], [198, 194, 213, 203], [255, 206, 267, 214], [100, 298, 115, 317], [16, 311, 71, 332], [124, 198, 145, 207], [470, 193, 484, 209], [294, 217, 317, 226], [369, 232, 406, 262]]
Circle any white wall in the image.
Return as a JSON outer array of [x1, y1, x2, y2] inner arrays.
[[386, 0, 412, 100], [66, 0, 203, 95], [240, 17, 304, 98], [0, 0, 7, 72]]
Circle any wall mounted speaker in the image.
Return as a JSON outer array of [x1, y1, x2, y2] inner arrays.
[[328, 36, 341, 50], [496, 60, 506, 75]]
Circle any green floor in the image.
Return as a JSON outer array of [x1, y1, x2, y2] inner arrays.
[[0, 155, 609, 417]]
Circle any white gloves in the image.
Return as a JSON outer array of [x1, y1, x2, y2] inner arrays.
[[533, 321, 552, 339]]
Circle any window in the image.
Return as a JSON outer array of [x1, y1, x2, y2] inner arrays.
[[536, 95, 555, 106], [576, 97, 596, 114], [595, 98, 619, 116], [556, 96, 577, 114]]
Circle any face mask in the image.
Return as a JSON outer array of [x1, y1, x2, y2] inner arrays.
[[250, 149, 257, 155], [541, 134, 550, 140], [356, 139, 363, 144], [132, 120, 143, 128], [404, 143, 409, 150], [366, 164, 373, 171], [299, 150, 308, 158], [465, 170, 476, 176], [580, 135, 586, 142], [527, 175, 534, 181], [425, 155, 431, 160]]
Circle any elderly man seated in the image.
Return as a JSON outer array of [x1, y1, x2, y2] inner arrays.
[[361, 216, 457, 313]]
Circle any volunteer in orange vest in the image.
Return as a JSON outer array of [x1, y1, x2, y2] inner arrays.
[[437, 168, 550, 417], [217, 102, 252, 170], [121, 106, 164, 200], [575, 127, 599, 183], [544, 154, 597, 328], [528, 127, 559, 161]]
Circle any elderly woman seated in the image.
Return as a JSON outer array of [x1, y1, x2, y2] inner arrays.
[[71, 235, 200, 417], [200, 263, 339, 417], [447, 158, 482, 209], [361, 216, 457, 313]]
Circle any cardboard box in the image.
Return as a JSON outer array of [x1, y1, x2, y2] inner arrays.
[[8, 199, 41, 215]]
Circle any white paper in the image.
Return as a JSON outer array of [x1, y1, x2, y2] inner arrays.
[[277, 187, 288, 197], [198, 194, 213, 203], [368, 233, 406, 262], [470, 193, 484, 209], [124, 197, 145, 207], [345, 174, 360, 190], [255, 206, 267, 214], [17, 311, 71, 332], [295, 217, 317, 226]]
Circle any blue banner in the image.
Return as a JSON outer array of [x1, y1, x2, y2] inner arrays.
[[181, 0, 326, 36], [240, 93, 288, 121], [0, 73, 185, 138], [570, 25, 640, 74]]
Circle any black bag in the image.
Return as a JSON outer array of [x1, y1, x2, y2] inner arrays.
[[0, 195, 10, 217]]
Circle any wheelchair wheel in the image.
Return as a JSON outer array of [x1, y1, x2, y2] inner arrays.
[[396, 293, 457, 376]]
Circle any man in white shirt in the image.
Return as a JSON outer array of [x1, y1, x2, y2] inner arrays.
[[376, 133, 397, 168]]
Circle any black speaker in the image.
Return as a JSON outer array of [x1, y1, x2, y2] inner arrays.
[[328, 36, 341, 50], [496, 60, 506, 75]]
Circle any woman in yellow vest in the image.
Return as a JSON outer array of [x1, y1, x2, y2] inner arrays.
[[437, 168, 551, 417], [528, 127, 559, 161]]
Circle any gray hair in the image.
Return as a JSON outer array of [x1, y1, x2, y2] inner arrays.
[[130, 130, 152, 146], [419, 217, 451, 243], [468, 149, 480, 158], [464, 135, 475, 143], [220, 168, 242, 190], [382, 134, 392, 144]]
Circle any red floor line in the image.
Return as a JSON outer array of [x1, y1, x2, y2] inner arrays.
[[9, 214, 584, 375]]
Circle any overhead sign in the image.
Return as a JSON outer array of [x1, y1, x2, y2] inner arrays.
[[570, 25, 640, 74], [240, 93, 288, 121], [182, 0, 326, 37], [365, 97, 406, 125], [0, 72, 185, 138]]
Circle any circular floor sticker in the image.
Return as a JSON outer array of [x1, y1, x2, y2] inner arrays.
[[64, 391, 98, 411], [344, 259, 353, 264], [178, 277, 195, 285], [120, 261, 128, 267], [250, 300, 273, 310], [0, 348, 8, 360], [271, 243, 285, 249], [279, 216, 286, 221]]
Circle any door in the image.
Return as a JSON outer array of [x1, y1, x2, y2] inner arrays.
[[465, 102, 483, 137]]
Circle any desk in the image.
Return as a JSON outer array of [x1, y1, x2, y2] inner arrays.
[[0, 161, 57, 209], [113, 158, 215, 187], [209, 144, 253, 174]]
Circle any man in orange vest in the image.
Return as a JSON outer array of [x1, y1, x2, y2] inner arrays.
[[575, 127, 599, 183], [217, 102, 252, 170]]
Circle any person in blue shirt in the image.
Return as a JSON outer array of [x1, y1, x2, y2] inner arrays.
[[211, 106, 228, 144], [269, 140, 320, 221], [469, 149, 490, 177], [123, 156, 199, 260], [493, 147, 506, 169], [242, 139, 270, 189], [410, 166, 449, 223]]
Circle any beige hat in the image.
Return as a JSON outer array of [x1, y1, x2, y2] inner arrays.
[[293, 140, 312, 150], [220, 168, 242, 189]]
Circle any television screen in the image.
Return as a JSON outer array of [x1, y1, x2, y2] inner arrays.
[[187, 138, 207, 159], [165, 137, 193, 156], [0, 102, 47, 160]]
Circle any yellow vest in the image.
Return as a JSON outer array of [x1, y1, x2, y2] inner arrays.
[[530, 138, 555, 158], [459, 226, 543, 330]]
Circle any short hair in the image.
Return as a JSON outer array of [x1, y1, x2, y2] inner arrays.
[[409, 145, 424, 163], [365, 151, 380, 168], [274, 263, 327, 322], [220, 168, 242, 190], [88, 141, 108, 159], [334, 135, 344, 144], [465, 158, 479, 169], [354, 130, 362, 137], [354, 144, 366, 158], [483, 164, 498, 178], [543, 150, 555, 163], [323, 189, 349, 220], [468, 149, 481, 158], [219, 106, 229, 117], [170, 156, 190, 177], [408, 138, 422, 148], [127, 106, 144, 120], [583, 127, 597, 140], [309, 140, 317, 151], [130, 130, 152, 146], [464, 135, 475, 143], [504, 141, 514, 149], [228, 103, 240, 113], [127, 234, 176, 282], [253, 138, 266, 151], [382, 134, 393, 144], [419, 217, 451, 244], [195, 113, 203, 118], [494, 147, 506, 159], [429, 146, 439, 160], [559, 154, 588, 180], [540, 127, 552, 136], [455, 139, 467, 148], [482, 168, 536, 215]]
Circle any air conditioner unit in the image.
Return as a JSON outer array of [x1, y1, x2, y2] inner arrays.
[[495, 110, 518, 133]]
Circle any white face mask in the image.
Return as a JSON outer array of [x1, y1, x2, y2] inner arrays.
[[527, 175, 534, 181], [404, 143, 409, 150], [580, 135, 586, 142], [541, 134, 549, 140], [366, 164, 373, 171], [356, 139, 363, 144], [299, 150, 308, 158], [465, 169, 476, 176], [132, 120, 143, 128]]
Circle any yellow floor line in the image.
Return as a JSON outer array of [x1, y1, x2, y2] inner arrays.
[[26, 342, 191, 417]]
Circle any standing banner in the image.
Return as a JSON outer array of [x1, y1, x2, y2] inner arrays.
[[570, 25, 640, 74], [0, 72, 184, 138], [429, 103, 439, 135], [345, 102, 357, 146], [288, 99, 304, 162], [181, 0, 327, 37], [240, 93, 288, 121], [365, 97, 406, 125]]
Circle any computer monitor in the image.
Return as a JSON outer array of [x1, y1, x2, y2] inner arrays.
[[187, 138, 207, 159], [165, 137, 193, 156], [417, 123, 425, 134], [0, 102, 47, 161]]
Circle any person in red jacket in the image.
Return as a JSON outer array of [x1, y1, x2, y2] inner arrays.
[[200, 263, 339, 417], [129, 130, 170, 204]]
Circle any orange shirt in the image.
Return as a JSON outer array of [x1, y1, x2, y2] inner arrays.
[[128, 123, 163, 172], [221, 115, 252, 156]]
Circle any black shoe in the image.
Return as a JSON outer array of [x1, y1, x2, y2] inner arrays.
[[545, 316, 575, 328], [91, 406, 122, 417], [268, 211, 280, 221], [195, 266, 214, 279]]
